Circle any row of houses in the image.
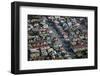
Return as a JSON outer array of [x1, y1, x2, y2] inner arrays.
[[28, 15, 88, 61]]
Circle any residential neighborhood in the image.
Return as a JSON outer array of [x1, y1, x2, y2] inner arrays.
[[28, 15, 88, 61]]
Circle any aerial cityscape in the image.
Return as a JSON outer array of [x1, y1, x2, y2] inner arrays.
[[28, 15, 88, 61]]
